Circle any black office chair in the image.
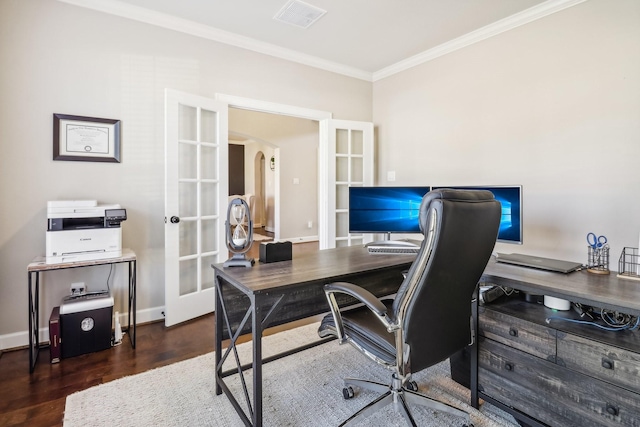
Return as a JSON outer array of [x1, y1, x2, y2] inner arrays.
[[318, 189, 501, 427]]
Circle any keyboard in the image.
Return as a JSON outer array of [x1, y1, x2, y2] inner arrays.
[[367, 246, 419, 255]]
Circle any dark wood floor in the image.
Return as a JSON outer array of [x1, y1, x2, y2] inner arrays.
[[0, 236, 318, 427]]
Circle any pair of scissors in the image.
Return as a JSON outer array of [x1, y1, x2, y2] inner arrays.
[[587, 232, 607, 249]]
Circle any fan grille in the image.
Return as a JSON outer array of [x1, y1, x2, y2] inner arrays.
[[273, 0, 326, 29]]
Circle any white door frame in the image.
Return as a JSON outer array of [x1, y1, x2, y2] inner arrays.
[[215, 94, 332, 242]]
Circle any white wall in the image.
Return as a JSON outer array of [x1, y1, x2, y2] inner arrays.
[[0, 0, 371, 348], [2, 0, 637, 350], [373, 0, 640, 264]]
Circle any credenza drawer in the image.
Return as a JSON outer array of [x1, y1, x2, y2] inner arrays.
[[557, 332, 640, 393], [480, 339, 640, 427], [479, 306, 556, 360]]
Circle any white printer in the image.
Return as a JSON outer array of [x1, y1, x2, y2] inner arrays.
[[46, 200, 127, 264]]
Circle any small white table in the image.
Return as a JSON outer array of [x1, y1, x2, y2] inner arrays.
[[27, 249, 137, 373]]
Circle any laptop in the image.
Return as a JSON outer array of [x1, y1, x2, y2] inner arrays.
[[495, 253, 584, 274]]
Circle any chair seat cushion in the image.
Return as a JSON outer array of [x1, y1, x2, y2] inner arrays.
[[319, 299, 396, 365]]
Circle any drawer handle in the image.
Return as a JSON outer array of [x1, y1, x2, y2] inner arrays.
[[601, 358, 614, 370], [606, 403, 619, 416], [505, 362, 514, 371], [509, 328, 518, 337]]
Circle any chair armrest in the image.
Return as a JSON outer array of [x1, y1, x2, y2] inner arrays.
[[324, 282, 388, 316], [323, 281, 392, 342]]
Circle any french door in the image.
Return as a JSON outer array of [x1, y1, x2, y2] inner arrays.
[[319, 119, 374, 249], [164, 89, 228, 327]]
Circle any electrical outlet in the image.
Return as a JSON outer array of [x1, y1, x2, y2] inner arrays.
[[307, 220, 313, 228], [70, 282, 86, 295], [387, 171, 396, 182]]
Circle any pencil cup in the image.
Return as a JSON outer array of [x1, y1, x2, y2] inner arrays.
[[587, 245, 609, 275]]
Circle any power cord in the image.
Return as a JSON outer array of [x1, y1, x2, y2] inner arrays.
[[106, 264, 113, 292], [601, 309, 638, 329], [546, 310, 639, 332]]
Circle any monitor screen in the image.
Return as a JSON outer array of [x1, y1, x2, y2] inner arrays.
[[348, 186, 431, 234], [432, 186, 523, 244]]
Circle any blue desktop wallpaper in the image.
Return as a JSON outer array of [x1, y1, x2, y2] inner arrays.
[[348, 187, 431, 233], [349, 186, 522, 243], [433, 186, 522, 243]]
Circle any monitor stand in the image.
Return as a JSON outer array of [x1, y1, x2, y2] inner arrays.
[[364, 236, 421, 249]]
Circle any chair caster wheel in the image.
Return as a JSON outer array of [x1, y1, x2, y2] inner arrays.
[[463, 423, 474, 427], [342, 386, 355, 399], [406, 380, 419, 392]]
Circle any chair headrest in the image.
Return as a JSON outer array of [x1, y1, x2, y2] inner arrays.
[[419, 188, 496, 234]]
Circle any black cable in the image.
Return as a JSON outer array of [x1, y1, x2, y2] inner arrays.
[[106, 264, 113, 292], [479, 285, 513, 304]]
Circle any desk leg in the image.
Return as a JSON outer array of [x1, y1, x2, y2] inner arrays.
[[471, 286, 479, 409], [214, 276, 288, 427], [251, 293, 263, 427], [214, 276, 223, 396], [128, 259, 137, 348], [28, 271, 40, 373]]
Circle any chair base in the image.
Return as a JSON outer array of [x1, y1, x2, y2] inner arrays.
[[340, 377, 472, 427]]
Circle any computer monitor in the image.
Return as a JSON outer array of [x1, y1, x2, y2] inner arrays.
[[432, 185, 523, 244], [348, 186, 431, 235]]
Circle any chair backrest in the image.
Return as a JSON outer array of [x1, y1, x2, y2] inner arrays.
[[391, 189, 501, 372]]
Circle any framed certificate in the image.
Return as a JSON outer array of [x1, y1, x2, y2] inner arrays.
[[53, 114, 121, 162]]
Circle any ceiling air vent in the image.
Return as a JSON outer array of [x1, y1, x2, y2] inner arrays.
[[273, 0, 326, 29]]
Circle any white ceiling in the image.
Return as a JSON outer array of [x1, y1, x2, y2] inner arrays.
[[59, 0, 585, 81]]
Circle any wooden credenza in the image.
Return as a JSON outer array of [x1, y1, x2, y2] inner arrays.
[[475, 259, 640, 427]]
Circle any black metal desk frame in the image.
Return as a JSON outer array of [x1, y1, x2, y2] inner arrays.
[[214, 280, 332, 427], [27, 249, 137, 373]]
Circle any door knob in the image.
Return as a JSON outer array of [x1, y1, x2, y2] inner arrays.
[[170, 216, 180, 224]]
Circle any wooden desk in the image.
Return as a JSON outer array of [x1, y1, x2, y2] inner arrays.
[[27, 249, 137, 373], [482, 259, 640, 316], [473, 258, 640, 426], [212, 245, 414, 427]]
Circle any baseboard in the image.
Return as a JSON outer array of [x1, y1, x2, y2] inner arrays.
[[0, 305, 166, 352], [289, 235, 319, 244], [260, 233, 318, 244]]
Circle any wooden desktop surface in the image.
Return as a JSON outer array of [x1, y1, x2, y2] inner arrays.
[[483, 257, 640, 316], [213, 245, 415, 294], [212, 245, 415, 338], [213, 247, 640, 316]]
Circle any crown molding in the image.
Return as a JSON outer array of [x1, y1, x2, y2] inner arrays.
[[373, 0, 588, 82], [58, 0, 587, 84]]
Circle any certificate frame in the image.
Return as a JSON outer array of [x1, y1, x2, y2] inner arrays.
[[53, 114, 121, 162]]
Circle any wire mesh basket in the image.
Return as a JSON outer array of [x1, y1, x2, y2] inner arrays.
[[618, 247, 640, 281], [587, 245, 610, 274]]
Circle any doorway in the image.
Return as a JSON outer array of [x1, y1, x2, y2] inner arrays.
[[165, 90, 373, 327], [228, 106, 322, 242], [218, 94, 332, 246]]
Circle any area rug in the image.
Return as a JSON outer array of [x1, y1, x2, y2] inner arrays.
[[64, 323, 518, 427]]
